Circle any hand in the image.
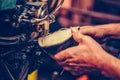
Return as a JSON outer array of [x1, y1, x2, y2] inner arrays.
[[54, 33, 107, 76], [79, 26, 105, 38], [78, 23, 120, 40]]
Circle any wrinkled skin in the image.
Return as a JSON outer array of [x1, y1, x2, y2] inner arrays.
[[54, 23, 120, 80], [54, 32, 106, 75]]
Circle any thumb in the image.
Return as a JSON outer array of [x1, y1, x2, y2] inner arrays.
[[72, 30, 86, 43], [53, 50, 68, 61]]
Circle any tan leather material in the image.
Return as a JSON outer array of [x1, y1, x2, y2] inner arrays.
[[38, 27, 79, 48]]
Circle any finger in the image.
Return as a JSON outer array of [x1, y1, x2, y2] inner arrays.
[[63, 66, 71, 71], [54, 50, 71, 61], [57, 59, 80, 67], [54, 45, 82, 62], [72, 32, 86, 43], [79, 26, 96, 35], [73, 32, 101, 47]]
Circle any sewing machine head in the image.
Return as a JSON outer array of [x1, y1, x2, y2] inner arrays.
[[12, 0, 64, 37]]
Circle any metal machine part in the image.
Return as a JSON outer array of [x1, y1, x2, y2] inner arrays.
[[12, 0, 64, 36], [0, 0, 65, 80], [0, 0, 64, 45]]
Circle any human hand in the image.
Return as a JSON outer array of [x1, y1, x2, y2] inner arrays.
[[79, 26, 105, 37], [78, 23, 120, 41], [54, 33, 107, 76]]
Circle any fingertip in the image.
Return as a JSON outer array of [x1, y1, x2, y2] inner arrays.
[[54, 53, 60, 60], [54, 51, 66, 61], [73, 32, 85, 43]]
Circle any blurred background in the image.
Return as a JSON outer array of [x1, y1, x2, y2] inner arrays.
[[51, 0, 120, 28]]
